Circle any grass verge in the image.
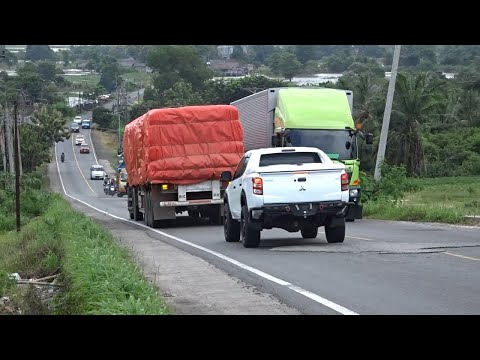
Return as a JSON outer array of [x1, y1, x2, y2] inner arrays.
[[1, 183, 170, 315], [364, 175, 480, 224]]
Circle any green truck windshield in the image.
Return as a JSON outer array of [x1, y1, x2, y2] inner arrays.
[[286, 129, 357, 160]]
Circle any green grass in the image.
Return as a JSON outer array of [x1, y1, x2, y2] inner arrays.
[[364, 176, 480, 224], [62, 74, 100, 87], [121, 71, 151, 84], [1, 187, 170, 315]]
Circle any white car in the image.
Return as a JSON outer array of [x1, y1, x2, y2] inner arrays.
[[75, 135, 85, 146], [74, 116, 83, 125], [90, 165, 105, 180], [222, 147, 350, 248]]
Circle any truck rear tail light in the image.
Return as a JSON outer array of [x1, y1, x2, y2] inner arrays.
[[252, 177, 263, 195], [341, 173, 349, 191]]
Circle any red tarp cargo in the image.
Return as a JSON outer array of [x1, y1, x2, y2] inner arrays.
[[123, 105, 244, 186]]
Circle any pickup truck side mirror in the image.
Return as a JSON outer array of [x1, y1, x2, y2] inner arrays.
[[221, 171, 232, 181], [365, 133, 373, 145]]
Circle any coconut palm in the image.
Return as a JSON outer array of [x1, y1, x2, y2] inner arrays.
[[388, 72, 437, 176]]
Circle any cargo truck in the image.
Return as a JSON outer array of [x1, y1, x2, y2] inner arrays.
[[123, 105, 244, 227], [230, 87, 373, 221]]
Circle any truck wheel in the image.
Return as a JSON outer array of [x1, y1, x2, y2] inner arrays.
[[241, 205, 260, 248], [144, 190, 151, 226], [325, 218, 345, 243], [346, 218, 355, 222], [224, 202, 240, 242], [301, 223, 318, 239], [133, 189, 144, 222], [129, 212, 134, 220]]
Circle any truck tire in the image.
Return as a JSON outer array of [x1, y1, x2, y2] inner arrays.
[[325, 218, 345, 243], [301, 223, 318, 239], [241, 205, 260, 248], [224, 202, 240, 242], [133, 188, 144, 222], [144, 190, 151, 227]]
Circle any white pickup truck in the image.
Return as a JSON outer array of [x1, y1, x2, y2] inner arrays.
[[221, 147, 351, 248]]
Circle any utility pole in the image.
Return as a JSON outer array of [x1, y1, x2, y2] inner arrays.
[[6, 104, 14, 174], [374, 45, 402, 181], [13, 101, 20, 232]]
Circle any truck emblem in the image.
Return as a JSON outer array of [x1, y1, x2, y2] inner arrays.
[[299, 186, 306, 191]]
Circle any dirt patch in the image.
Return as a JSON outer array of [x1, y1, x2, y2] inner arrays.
[[91, 129, 118, 165]]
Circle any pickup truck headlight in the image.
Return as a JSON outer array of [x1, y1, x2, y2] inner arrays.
[[349, 189, 358, 198]]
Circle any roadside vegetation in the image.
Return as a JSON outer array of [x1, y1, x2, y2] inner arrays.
[[0, 169, 170, 315], [361, 164, 480, 224]]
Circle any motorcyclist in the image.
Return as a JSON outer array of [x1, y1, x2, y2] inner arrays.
[[60, 152, 65, 162], [103, 174, 109, 186]]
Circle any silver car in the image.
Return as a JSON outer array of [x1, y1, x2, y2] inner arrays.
[[90, 165, 105, 180]]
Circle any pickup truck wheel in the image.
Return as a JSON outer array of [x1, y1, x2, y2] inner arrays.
[[224, 202, 240, 242], [325, 218, 345, 243], [241, 205, 260, 248], [301, 224, 318, 239]]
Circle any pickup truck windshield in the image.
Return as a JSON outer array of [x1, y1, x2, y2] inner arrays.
[[286, 129, 357, 160], [259, 152, 321, 166]]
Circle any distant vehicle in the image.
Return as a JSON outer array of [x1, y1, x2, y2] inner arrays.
[[73, 116, 83, 125], [80, 145, 90, 154], [75, 135, 85, 146], [70, 123, 80, 133], [82, 119, 92, 129], [90, 165, 105, 180]]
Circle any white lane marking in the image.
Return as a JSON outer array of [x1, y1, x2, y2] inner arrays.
[[347, 235, 376, 241], [54, 143, 358, 315], [444, 252, 480, 262], [88, 128, 99, 165], [71, 135, 96, 194]]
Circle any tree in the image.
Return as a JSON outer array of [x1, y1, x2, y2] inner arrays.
[[295, 45, 317, 64], [231, 45, 247, 61], [25, 45, 55, 62], [37, 61, 60, 82], [32, 105, 71, 144], [388, 72, 437, 176], [163, 81, 204, 107], [99, 62, 122, 92], [92, 107, 114, 128], [278, 52, 302, 81], [146, 45, 214, 93]]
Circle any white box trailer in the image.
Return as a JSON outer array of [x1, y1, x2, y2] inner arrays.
[[230, 87, 353, 152]]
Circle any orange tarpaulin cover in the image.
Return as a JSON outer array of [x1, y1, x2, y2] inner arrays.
[[123, 105, 244, 186]]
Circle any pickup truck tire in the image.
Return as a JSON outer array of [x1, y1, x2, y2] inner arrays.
[[325, 218, 345, 243], [301, 224, 318, 239], [241, 205, 261, 248], [224, 202, 240, 242]]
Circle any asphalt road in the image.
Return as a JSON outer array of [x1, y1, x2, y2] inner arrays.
[[55, 93, 480, 315]]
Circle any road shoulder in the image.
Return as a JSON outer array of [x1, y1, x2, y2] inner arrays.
[[48, 160, 299, 315]]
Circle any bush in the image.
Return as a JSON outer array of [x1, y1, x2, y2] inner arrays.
[[361, 163, 422, 202]]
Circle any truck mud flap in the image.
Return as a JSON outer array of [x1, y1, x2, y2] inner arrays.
[[346, 204, 363, 220]]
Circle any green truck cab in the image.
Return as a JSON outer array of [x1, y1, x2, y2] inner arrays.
[[231, 87, 373, 221]]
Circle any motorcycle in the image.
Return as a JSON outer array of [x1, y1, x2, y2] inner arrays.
[[60, 154, 65, 163], [109, 184, 116, 196]]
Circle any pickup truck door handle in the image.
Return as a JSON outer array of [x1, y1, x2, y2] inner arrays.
[[298, 177, 306, 182], [239, 183, 242, 186]]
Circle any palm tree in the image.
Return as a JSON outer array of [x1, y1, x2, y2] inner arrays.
[[388, 72, 437, 176]]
